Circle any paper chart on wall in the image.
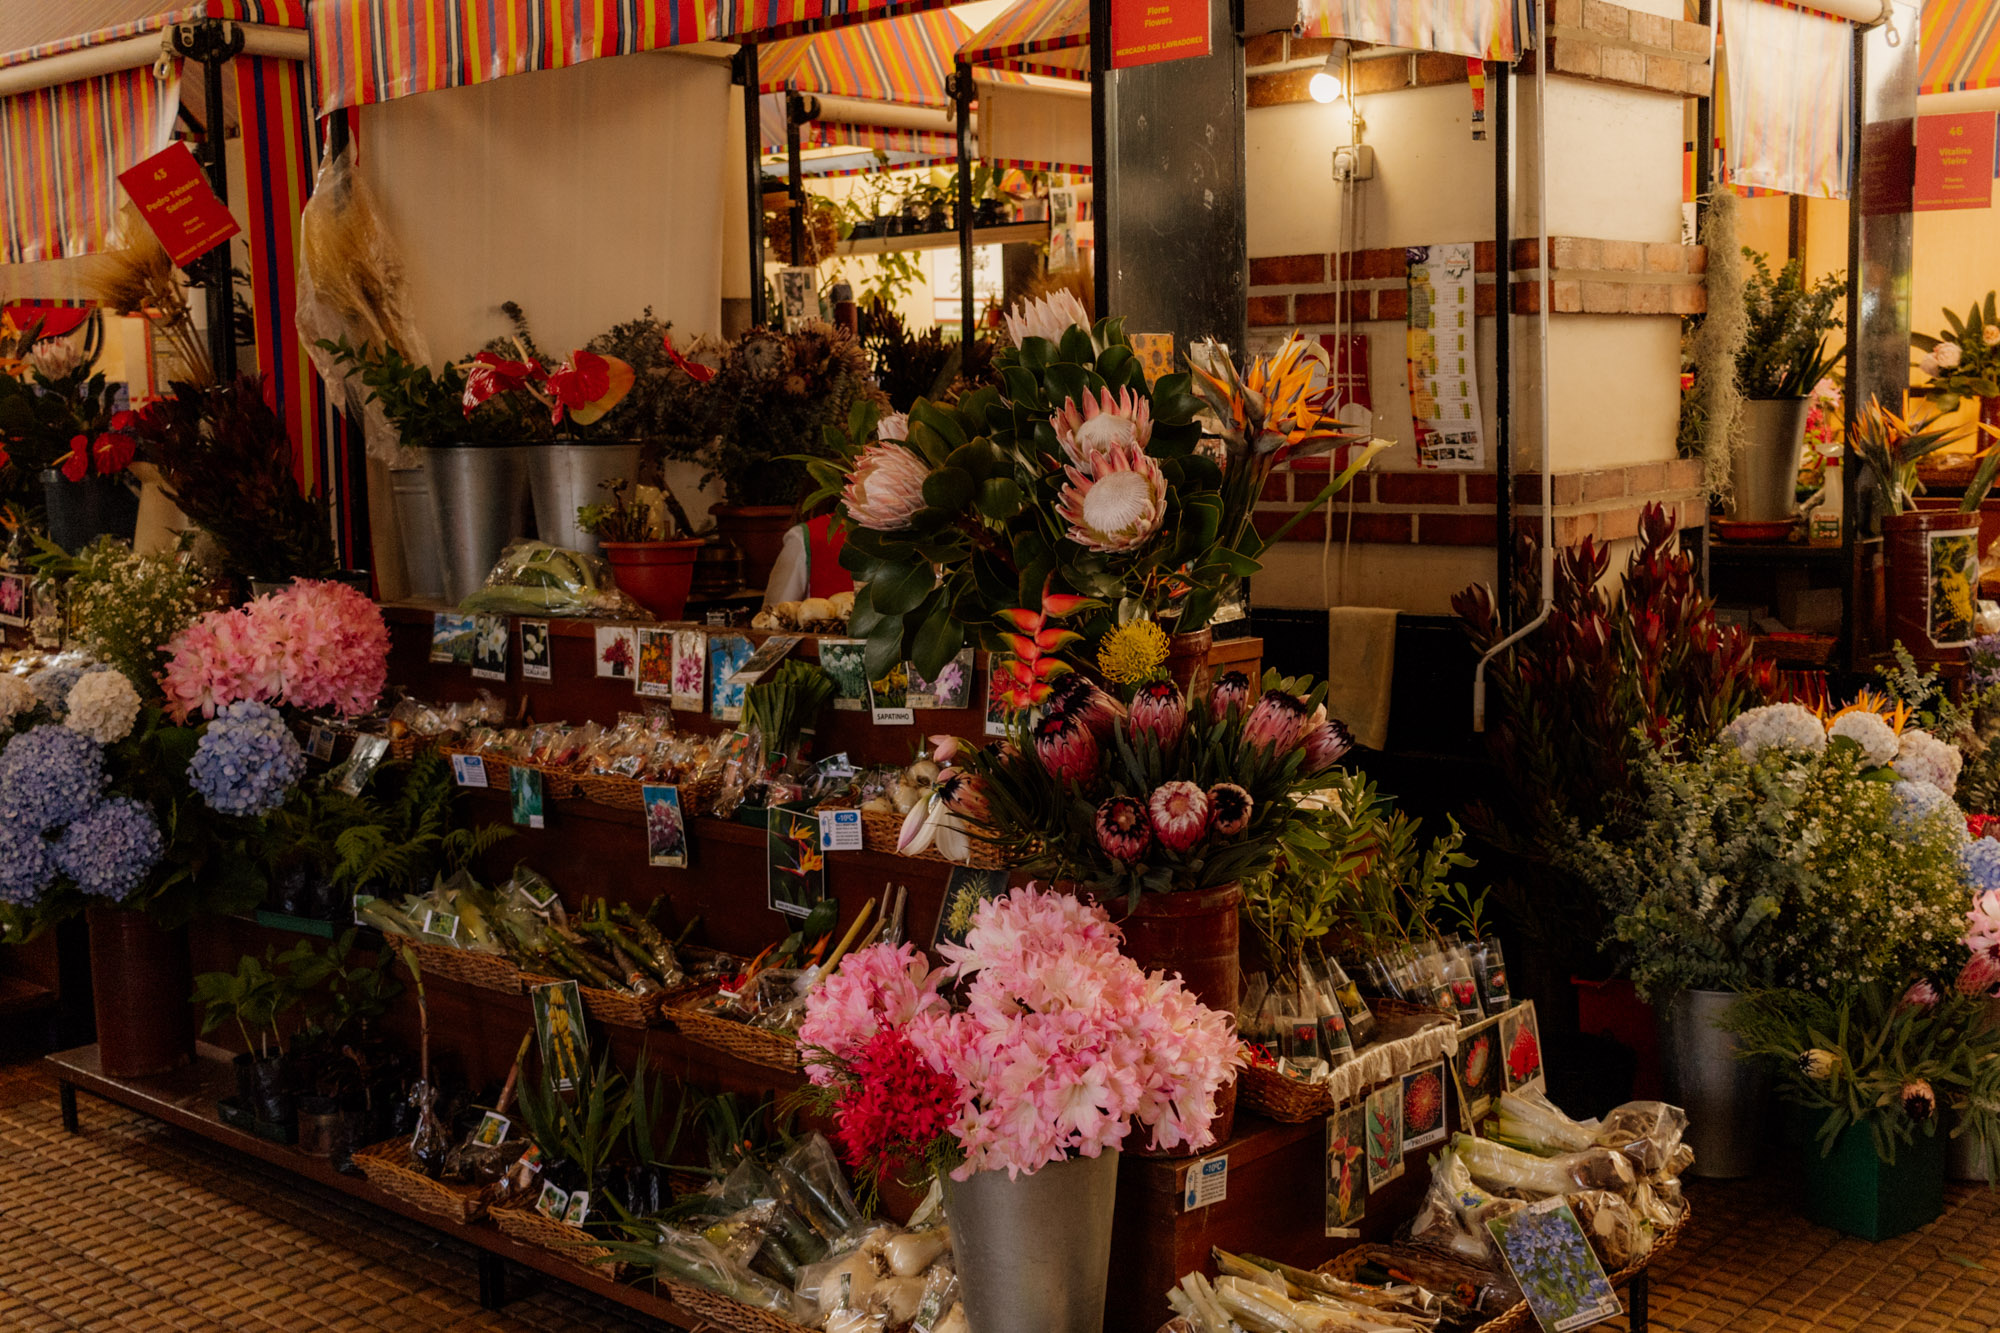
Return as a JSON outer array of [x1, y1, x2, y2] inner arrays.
[[1405, 243, 1486, 471]]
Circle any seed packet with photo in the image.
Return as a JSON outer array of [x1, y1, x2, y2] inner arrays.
[[1500, 1000, 1546, 1093], [908, 648, 974, 710], [471, 615, 509, 680], [1486, 1198, 1623, 1332], [432, 613, 477, 664], [595, 625, 637, 679], [642, 784, 688, 868], [1324, 1104, 1367, 1237], [932, 867, 1012, 950], [1453, 1013, 1504, 1126], [520, 619, 552, 680], [820, 639, 870, 711], [767, 799, 826, 918], [636, 627, 674, 699], [1401, 1060, 1450, 1152], [510, 765, 545, 829], [710, 634, 752, 721], [730, 634, 802, 688], [0, 573, 26, 628], [530, 980, 588, 1093], [1364, 1081, 1404, 1191], [870, 662, 913, 726], [671, 628, 706, 711]]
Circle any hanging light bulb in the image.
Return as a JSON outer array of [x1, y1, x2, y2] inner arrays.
[[1309, 43, 1349, 104]]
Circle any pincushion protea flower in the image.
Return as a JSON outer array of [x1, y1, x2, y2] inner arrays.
[[1301, 713, 1355, 773], [1128, 680, 1187, 748], [1207, 783, 1252, 836], [1095, 796, 1152, 862], [1003, 289, 1091, 348], [1056, 444, 1168, 553], [1149, 781, 1209, 852], [1902, 1079, 1936, 1122], [842, 442, 931, 531], [1034, 712, 1099, 784], [1096, 619, 1170, 686], [1244, 690, 1311, 753], [1209, 671, 1251, 721], [1052, 386, 1152, 463]]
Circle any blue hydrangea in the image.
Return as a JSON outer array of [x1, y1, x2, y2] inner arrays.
[[27, 660, 109, 718], [52, 797, 162, 899], [1721, 703, 1827, 761], [1964, 838, 2000, 896], [1891, 778, 1959, 834], [0, 819, 56, 906], [188, 700, 303, 816], [0, 724, 105, 832]]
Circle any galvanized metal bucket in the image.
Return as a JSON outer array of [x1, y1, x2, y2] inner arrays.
[[421, 445, 534, 605], [1724, 399, 1812, 522], [946, 1150, 1120, 1333], [1660, 988, 1768, 1179], [526, 441, 642, 555], [390, 466, 445, 602]]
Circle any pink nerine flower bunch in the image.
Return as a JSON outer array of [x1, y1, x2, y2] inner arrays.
[[802, 886, 1240, 1183], [161, 581, 389, 722]]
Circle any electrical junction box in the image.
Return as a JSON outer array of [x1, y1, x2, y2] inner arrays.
[[1332, 145, 1376, 181]]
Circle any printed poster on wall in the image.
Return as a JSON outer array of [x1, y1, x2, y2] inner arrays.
[[1405, 243, 1487, 471], [1914, 113, 1997, 212]]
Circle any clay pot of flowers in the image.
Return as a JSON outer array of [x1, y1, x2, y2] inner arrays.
[[579, 478, 703, 619], [87, 906, 194, 1079]]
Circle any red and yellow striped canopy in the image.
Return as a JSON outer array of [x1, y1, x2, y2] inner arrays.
[[958, 0, 1087, 78], [761, 6, 969, 107], [1920, 0, 2000, 97], [0, 1, 304, 70], [0, 64, 183, 263]]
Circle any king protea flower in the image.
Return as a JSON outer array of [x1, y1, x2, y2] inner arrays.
[[1209, 671, 1250, 721], [1095, 796, 1152, 862], [842, 442, 930, 531], [1056, 444, 1168, 553], [1149, 781, 1210, 852], [1902, 1079, 1936, 1122], [1128, 680, 1187, 748], [1244, 690, 1311, 753], [1034, 712, 1100, 784], [1003, 289, 1091, 348], [1052, 386, 1152, 464], [877, 411, 910, 440], [1301, 713, 1355, 773], [1207, 783, 1252, 836], [1904, 979, 1941, 1006]]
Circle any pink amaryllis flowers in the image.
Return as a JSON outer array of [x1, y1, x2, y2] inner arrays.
[[1128, 679, 1187, 748], [842, 442, 931, 532], [1056, 443, 1168, 553], [1149, 780, 1210, 852], [1095, 796, 1152, 862], [1051, 386, 1152, 464], [161, 580, 388, 723]]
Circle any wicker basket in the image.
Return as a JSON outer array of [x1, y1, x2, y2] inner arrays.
[[851, 805, 1007, 870], [518, 973, 661, 1027], [350, 1138, 489, 1225], [664, 987, 803, 1072], [576, 772, 646, 811], [665, 1280, 820, 1333], [1237, 1060, 1336, 1124], [388, 734, 423, 764], [409, 940, 522, 994], [490, 1204, 625, 1279]]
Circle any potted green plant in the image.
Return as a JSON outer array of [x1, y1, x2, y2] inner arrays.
[[1722, 250, 1845, 528], [1912, 292, 2000, 436], [0, 319, 143, 550], [192, 942, 321, 1137], [578, 477, 703, 619]]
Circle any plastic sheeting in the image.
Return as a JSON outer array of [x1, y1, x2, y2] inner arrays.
[[1718, 0, 1852, 199]]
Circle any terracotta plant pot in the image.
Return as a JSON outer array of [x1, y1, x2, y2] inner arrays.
[[1882, 508, 1981, 661], [1163, 627, 1214, 693], [709, 503, 796, 588], [601, 539, 702, 620], [86, 905, 194, 1079], [1112, 883, 1242, 1016]]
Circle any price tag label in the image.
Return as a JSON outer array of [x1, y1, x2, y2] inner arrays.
[[1182, 1154, 1228, 1212], [819, 807, 864, 852], [352, 893, 376, 926], [451, 754, 488, 788], [307, 725, 337, 761], [422, 909, 461, 941]]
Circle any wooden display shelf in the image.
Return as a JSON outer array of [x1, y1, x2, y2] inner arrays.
[[47, 1042, 705, 1329], [833, 220, 1047, 257]]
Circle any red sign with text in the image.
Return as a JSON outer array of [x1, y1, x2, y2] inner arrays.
[[117, 142, 239, 265], [1110, 0, 1209, 69], [1914, 113, 1996, 213]]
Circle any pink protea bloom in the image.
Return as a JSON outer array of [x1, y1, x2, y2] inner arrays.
[[1034, 712, 1100, 784], [1967, 890, 2000, 960], [1047, 674, 1125, 740], [1095, 796, 1152, 863], [1128, 679, 1186, 748], [1051, 386, 1152, 464], [1301, 712, 1355, 773], [842, 442, 930, 531], [1208, 671, 1250, 721], [1149, 780, 1210, 852], [1904, 979, 1941, 1007], [1957, 951, 2000, 997], [1055, 443, 1168, 553], [1243, 689, 1311, 753], [1207, 783, 1252, 836]]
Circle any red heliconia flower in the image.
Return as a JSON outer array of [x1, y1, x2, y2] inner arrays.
[[462, 351, 544, 415], [1095, 796, 1152, 863], [992, 583, 1097, 711], [1128, 679, 1186, 748], [662, 331, 716, 384], [1208, 671, 1250, 721], [1034, 712, 1100, 784], [1207, 783, 1252, 836], [59, 434, 88, 481], [1149, 780, 1210, 853], [1301, 714, 1355, 773], [1243, 690, 1311, 753], [544, 350, 612, 424]]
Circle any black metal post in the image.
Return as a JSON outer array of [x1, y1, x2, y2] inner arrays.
[[785, 92, 808, 270], [1491, 59, 1513, 630], [739, 45, 768, 328], [954, 62, 975, 345], [59, 1081, 78, 1134], [1087, 0, 1112, 312], [172, 20, 245, 379], [1693, 0, 1714, 210], [1840, 23, 1866, 667]]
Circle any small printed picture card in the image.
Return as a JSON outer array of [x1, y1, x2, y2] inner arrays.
[[511, 766, 545, 829], [1486, 1199, 1623, 1332], [530, 980, 589, 1093], [636, 627, 675, 700], [520, 619, 552, 681], [337, 734, 391, 797], [307, 725, 337, 762], [1500, 1000, 1546, 1093], [907, 648, 975, 710], [730, 634, 802, 689], [869, 663, 913, 726], [471, 614, 510, 680], [352, 893, 376, 926], [561, 1189, 592, 1227], [933, 867, 1012, 950], [422, 908, 460, 942], [431, 612, 476, 664], [534, 1180, 570, 1220], [819, 806, 864, 851], [30, 586, 63, 648], [767, 799, 826, 919], [0, 571, 29, 628], [1364, 1081, 1405, 1191], [1325, 1103, 1368, 1237], [710, 634, 752, 722], [671, 629, 707, 711], [450, 753, 489, 788], [983, 671, 1015, 738], [471, 1111, 511, 1146], [1181, 1154, 1228, 1212], [1401, 1060, 1450, 1153], [819, 639, 869, 711], [515, 869, 561, 912], [1453, 1012, 1504, 1127], [642, 784, 688, 868], [595, 624, 638, 679]]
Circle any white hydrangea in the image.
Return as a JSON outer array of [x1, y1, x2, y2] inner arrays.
[[0, 674, 33, 728], [1828, 711, 1900, 767], [63, 669, 141, 745], [1896, 728, 1963, 796], [1720, 702, 1827, 761]]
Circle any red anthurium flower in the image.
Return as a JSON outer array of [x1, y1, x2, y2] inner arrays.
[[462, 351, 544, 416], [545, 351, 634, 426], [108, 410, 135, 432], [60, 434, 89, 481], [93, 431, 135, 475], [0, 444, 11, 470], [662, 332, 716, 384]]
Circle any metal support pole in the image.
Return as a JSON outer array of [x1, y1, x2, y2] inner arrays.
[[59, 1081, 78, 1134], [1087, 0, 1112, 312], [172, 19, 245, 379], [1693, 0, 1714, 209], [477, 1252, 507, 1309], [785, 92, 808, 270], [1491, 59, 1514, 630], [954, 63, 975, 345], [739, 46, 768, 328]]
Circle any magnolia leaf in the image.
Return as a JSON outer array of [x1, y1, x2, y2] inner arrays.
[[976, 477, 1024, 520], [1044, 362, 1090, 413], [912, 400, 968, 453], [1058, 326, 1095, 366], [911, 603, 966, 683], [869, 561, 936, 616], [922, 467, 977, 511], [945, 441, 999, 481], [864, 614, 907, 681]]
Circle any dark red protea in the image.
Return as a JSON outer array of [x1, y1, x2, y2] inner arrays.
[[1901, 1079, 1936, 1123], [1301, 713, 1355, 773], [1094, 796, 1153, 862], [1208, 671, 1251, 721], [1148, 780, 1210, 852], [1207, 783, 1252, 835], [1128, 679, 1187, 748], [1034, 712, 1100, 784], [1047, 673, 1124, 740], [1243, 690, 1311, 753]]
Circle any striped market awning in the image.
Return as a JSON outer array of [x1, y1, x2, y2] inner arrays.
[[310, 0, 958, 113], [1296, 0, 1521, 61], [0, 1, 305, 71], [958, 0, 1087, 79], [1920, 0, 2000, 97], [761, 6, 971, 107]]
